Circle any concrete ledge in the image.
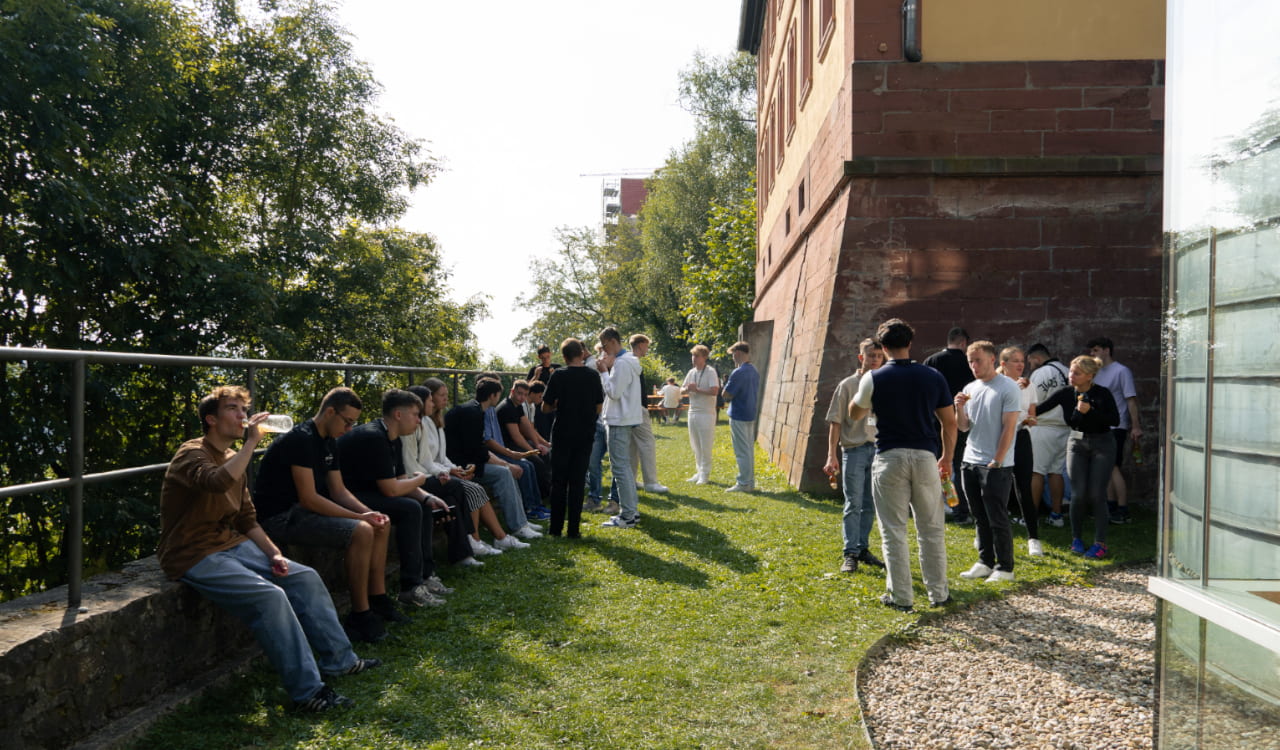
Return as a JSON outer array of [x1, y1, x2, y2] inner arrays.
[[0, 544, 395, 750]]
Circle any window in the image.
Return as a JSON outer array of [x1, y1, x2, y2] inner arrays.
[[798, 179, 806, 214], [819, 0, 836, 60], [786, 25, 796, 139], [800, 0, 813, 106]]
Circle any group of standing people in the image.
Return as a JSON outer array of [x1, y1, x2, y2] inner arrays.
[[827, 319, 1141, 611]]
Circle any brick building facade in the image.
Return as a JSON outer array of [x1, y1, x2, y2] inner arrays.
[[738, 0, 1165, 494]]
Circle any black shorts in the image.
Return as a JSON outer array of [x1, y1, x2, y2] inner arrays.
[[1111, 428, 1128, 468]]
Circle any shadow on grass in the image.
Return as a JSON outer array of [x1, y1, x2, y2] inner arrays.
[[640, 516, 759, 575], [586, 535, 711, 588], [642, 491, 753, 514]]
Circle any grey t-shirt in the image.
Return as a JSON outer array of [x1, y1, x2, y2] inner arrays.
[[961, 373, 1022, 465]]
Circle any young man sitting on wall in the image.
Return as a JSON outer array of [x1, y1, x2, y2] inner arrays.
[[157, 386, 379, 713]]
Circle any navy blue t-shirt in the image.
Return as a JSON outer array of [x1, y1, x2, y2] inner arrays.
[[869, 359, 952, 456]]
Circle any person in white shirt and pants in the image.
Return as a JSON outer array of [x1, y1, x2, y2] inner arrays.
[[682, 344, 720, 484], [596, 327, 644, 527]]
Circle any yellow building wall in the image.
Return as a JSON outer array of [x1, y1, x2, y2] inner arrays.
[[758, 0, 848, 247], [923, 0, 1165, 62]]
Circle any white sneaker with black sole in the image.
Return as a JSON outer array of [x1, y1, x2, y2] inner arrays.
[[601, 514, 637, 529]]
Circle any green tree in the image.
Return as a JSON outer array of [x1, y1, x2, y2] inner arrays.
[[513, 226, 610, 354], [681, 178, 758, 353]]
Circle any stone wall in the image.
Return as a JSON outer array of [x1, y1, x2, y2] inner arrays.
[[754, 59, 1165, 495]]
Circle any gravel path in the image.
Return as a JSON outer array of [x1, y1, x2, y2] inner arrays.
[[860, 566, 1156, 750]]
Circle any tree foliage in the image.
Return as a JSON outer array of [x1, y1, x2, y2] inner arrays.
[[681, 178, 758, 353], [0, 0, 482, 598]]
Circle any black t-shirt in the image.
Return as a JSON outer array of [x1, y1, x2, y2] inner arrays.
[[923, 347, 973, 397], [495, 398, 525, 450], [544, 365, 605, 440], [527, 362, 560, 385], [443, 400, 488, 478], [253, 419, 338, 520], [533, 408, 554, 441], [336, 420, 403, 495]]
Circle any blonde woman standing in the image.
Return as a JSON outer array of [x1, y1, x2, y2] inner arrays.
[[1034, 355, 1120, 559], [682, 344, 720, 484]]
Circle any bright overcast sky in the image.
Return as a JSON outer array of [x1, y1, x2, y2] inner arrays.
[[334, 0, 745, 364]]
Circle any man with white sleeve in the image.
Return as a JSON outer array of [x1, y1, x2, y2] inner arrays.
[[682, 344, 720, 484], [596, 326, 644, 528], [1027, 343, 1070, 527]]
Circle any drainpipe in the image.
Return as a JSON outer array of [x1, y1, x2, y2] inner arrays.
[[903, 0, 922, 62]]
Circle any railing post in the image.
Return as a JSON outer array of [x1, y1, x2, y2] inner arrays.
[[451, 373, 459, 407], [68, 358, 85, 610], [343, 369, 351, 388]]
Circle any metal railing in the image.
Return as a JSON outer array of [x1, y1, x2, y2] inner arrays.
[[0, 346, 520, 610]]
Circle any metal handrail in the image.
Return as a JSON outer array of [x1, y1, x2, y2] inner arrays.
[[0, 345, 521, 609]]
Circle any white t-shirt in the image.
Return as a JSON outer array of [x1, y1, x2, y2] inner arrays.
[[1029, 360, 1070, 427], [661, 384, 682, 408], [683, 366, 720, 415], [961, 373, 1022, 465]]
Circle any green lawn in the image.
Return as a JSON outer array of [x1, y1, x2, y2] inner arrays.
[[132, 421, 1156, 750]]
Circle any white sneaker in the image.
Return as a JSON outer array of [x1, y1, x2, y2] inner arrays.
[[985, 569, 1015, 583], [635, 481, 644, 490], [514, 523, 542, 539], [686, 475, 701, 483], [695, 476, 709, 485], [425, 575, 454, 595], [494, 534, 530, 550], [959, 562, 994, 579], [1028, 539, 1044, 557], [644, 483, 669, 494], [457, 556, 484, 567], [725, 484, 753, 493], [470, 537, 501, 556], [523, 521, 545, 532]]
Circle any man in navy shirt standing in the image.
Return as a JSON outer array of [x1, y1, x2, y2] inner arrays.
[[851, 319, 956, 611], [721, 341, 760, 493]]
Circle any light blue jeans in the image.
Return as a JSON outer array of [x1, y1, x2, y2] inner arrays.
[[475, 462, 529, 531], [730, 418, 756, 487], [840, 442, 877, 555], [606, 423, 639, 520], [587, 421, 608, 502], [181, 539, 356, 703]]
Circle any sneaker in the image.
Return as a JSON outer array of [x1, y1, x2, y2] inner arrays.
[[582, 499, 603, 514], [524, 520, 545, 532], [457, 556, 484, 567], [1084, 543, 1108, 560], [470, 537, 502, 556], [1070, 538, 1086, 555], [601, 514, 637, 529], [1010, 516, 1025, 527], [686, 475, 701, 483], [985, 569, 1015, 583], [514, 524, 542, 539], [857, 549, 886, 569], [930, 596, 953, 608], [527, 508, 551, 521], [494, 534, 530, 550], [725, 484, 754, 493], [330, 657, 382, 676], [368, 596, 410, 624], [1027, 539, 1045, 557], [398, 584, 445, 608], [1110, 510, 1132, 525], [298, 685, 354, 712], [425, 575, 454, 595], [695, 476, 709, 485], [879, 593, 912, 612], [1046, 513, 1065, 528], [840, 553, 859, 573], [602, 501, 621, 515], [644, 483, 669, 494], [343, 610, 387, 644], [947, 513, 973, 525], [959, 562, 994, 580]]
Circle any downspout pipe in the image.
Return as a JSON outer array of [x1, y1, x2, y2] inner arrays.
[[903, 0, 922, 62]]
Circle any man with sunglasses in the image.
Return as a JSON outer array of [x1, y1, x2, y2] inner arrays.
[[254, 387, 404, 644]]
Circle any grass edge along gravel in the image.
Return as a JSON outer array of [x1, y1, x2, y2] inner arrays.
[[130, 420, 1155, 750]]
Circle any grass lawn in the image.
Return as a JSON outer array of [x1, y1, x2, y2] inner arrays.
[[132, 420, 1156, 750]]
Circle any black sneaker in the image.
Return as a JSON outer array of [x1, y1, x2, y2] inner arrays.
[[930, 596, 953, 608], [369, 595, 411, 624], [1109, 511, 1133, 525], [332, 657, 382, 676], [344, 609, 387, 644], [840, 553, 859, 573], [879, 593, 912, 612], [857, 549, 886, 569], [297, 685, 354, 712], [947, 513, 972, 525]]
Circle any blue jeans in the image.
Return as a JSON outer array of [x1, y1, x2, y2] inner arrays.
[[475, 462, 528, 531], [181, 540, 356, 703], [505, 457, 541, 511], [587, 421, 608, 502], [840, 442, 876, 555], [730, 418, 756, 487], [607, 423, 639, 520]]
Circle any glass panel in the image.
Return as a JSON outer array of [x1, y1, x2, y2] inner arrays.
[[1158, 603, 1200, 748], [1201, 622, 1280, 749]]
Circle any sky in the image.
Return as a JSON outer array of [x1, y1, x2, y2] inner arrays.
[[333, 0, 745, 365]]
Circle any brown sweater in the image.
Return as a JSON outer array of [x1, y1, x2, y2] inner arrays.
[[157, 435, 260, 579]]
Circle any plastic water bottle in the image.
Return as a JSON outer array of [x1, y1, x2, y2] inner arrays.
[[243, 414, 294, 433], [941, 476, 960, 508]]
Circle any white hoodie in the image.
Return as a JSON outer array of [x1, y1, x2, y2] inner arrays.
[[600, 350, 644, 426]]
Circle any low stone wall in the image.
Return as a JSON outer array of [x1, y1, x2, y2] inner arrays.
[[0, 545, 372, 750]]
